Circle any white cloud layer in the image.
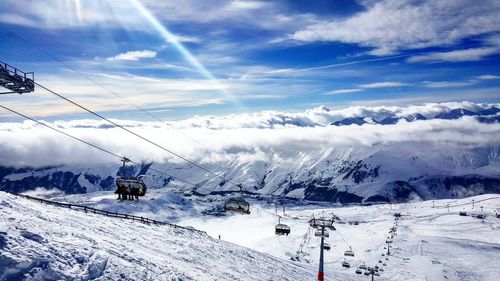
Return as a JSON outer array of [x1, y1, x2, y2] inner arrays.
[[291, 0, 500, 55], [0, 102, 499, 168]]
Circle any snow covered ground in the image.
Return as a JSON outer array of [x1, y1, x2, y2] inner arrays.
[[2, 190, 500, 280], [181, 194, 500, 281], [0, 191, 318, 281]]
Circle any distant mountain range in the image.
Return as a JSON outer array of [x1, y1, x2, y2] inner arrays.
[[331, 106, 499, 126]]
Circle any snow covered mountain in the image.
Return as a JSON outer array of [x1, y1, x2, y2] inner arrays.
[[0, 191, 316, 280], [1, 102, 499, 203], [331, 106, 498, 126]]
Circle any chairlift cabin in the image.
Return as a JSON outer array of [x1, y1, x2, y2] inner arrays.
[[344, 247, 355, 257], [224, 197, 250, 215], [275, 217, 291, 235], [314, 229, 329, 238], [115, 158, 148, 200]]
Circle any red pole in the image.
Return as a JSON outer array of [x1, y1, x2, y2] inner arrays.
[[318, 227, 325, 281]]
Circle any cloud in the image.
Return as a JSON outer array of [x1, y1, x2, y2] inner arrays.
[[106, 50, 157, 61], [407, 47, 499, 63], [476, 74, 500, 80], [423, 81, 475, 88], [0, 72, 228, 118], [0, 0, 315, 34], [325, 89, 363, 95], [291, 0, 500, 55], [359, 82, 407, 89], [168, 34, 200, 44], [0, 104, 499, 170], [170, 101, 498, 129]]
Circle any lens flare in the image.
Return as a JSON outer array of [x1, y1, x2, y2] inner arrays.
[[128, 0, 243, 108]]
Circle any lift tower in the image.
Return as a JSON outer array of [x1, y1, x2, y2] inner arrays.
[[310, 216, 336, 281], [0, 61, 35, 95]]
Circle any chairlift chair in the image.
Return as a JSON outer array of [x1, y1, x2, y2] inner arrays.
[[341, 260, 350, 268], [275, 217, 291, 235], [344, 247, 355, 257], [359, 264, 367, 270], [314, 229, 329, 238], [115, 158, 148, 199], [224, 197, 251, 215], [355, 269, 362, 274], [115, 177, 147, 196], [323, 242, 331, 251]]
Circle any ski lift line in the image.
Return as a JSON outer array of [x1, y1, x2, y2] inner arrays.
[[9, 31, 248, 197], [7, 31, 206, 148], [34, 82, 242, 190], [0, 104, 197, 188], [331, 223, 369, 264]]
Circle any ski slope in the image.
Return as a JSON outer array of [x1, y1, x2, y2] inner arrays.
[[3, 190, 500, 280], [181, 195, 500, 281], [68, 190, 500, 280], [0, 191, 319, 281]]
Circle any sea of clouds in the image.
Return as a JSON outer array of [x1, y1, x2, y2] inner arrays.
[[0, 101, 499, 168]]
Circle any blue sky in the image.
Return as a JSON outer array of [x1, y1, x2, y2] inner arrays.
[[1, 0, 500, 120]]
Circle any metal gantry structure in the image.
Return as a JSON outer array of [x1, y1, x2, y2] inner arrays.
[[0, 61, 35, 95]]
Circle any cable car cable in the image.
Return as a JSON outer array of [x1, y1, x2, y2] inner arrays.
[[33, 82, 242, 190], [0, 104, 198, 188], [7, 31, 206, 148]]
